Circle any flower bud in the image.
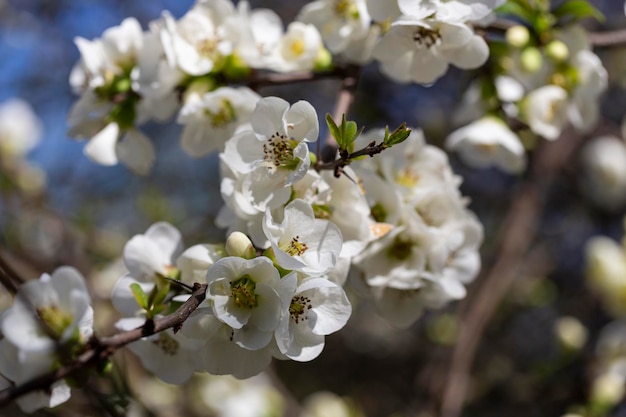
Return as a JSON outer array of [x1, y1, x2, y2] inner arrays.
[[506, 25, 530, 48], [183, 78, 217, 103], [223, 52, 251, 81], [545, 40, 569, 62], [313, 47, 333, 72], [225, 231, 256, 259], [591, 372, 625, 409], [520, 47, 543, 73], [555, 316, 587, 351]]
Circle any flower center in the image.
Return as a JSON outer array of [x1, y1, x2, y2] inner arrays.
[[289, 295, 313, 324], [387, 236, 414, 261], [205, 98, 236, 128], [152, 332, 179, 356], [198, 37, 220, 59], [280, 235, 309, 256], [370, 202, 387, 222], [413, 27, 441, 49], [335, 0, 359, 20], [395, 168, 420, 187], [230, 275, 258, 309], [36, 305, 73, 340], [262, 132, 300, 172], [290, 39, 305, 57]]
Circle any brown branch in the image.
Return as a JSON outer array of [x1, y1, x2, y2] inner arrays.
[[0, 283, 208, 407], [438, 128, 587, 417], [0, 252, 25, 294], [588, 29, 626, 48], [246, 65, 353, 90], [485, 18, 626, 48]]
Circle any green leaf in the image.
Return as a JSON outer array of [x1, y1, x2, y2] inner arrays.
[[552, 0, 604, 22], [151, 304, 166, 316], [327, 113, 363, 153], [383, 123, 411, 147], [130, 283, 149, 310], [152, 281, 171, 307], [325, 113, 341, 146], [496, 0, 535, 23]]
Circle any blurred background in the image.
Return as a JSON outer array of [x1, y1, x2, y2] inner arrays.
[[2, 0, 626, 416]]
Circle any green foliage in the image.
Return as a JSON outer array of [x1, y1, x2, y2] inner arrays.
[[325, 113, 363, 153], [130, 283, 149, 310], [382, 123, 411, 148], [552, 0, 604, 23], [130, 281, 171, 320]]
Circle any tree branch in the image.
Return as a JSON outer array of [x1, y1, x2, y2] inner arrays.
[[246, 65, 354, 90], [438, 128, 587, 417], [0, 283, 208, 407], [0, 253, 25, 295]]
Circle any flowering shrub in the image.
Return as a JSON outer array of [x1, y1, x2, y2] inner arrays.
[[0, 0, 624, 416]]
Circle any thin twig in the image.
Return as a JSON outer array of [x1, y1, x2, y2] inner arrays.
[[438, 128, 587, 417], [0, 283, 208, 407], [588, 29, 626, 48], [0, 253, 24, 294], [247, 65, 352, 90]]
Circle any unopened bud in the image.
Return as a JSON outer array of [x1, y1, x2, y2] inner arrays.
[[545, 40, 569, 62], [183, 78, 216, 103], [520, 47, 543, 73], [225, 231, 256, 259], [313, 47, 333, 72], [223, 53, 251, 81], [506, 25, 530, 48], [591, 372, 625, 408], [555, 316, 588, 351]]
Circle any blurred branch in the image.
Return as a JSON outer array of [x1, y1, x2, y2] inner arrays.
[[486, 18, 626, 47], [438, 128, 587, 417], [0, 283, 208, 407], [247, 65, 354, 90], [588, 29, 626, 48], [0, 252, 25, 294]]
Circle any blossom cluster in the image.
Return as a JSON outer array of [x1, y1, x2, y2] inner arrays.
[[445, 24, 608, 174], [111, 216, 350, 383], [67, 0, 505, 173], [217, 96, 483, 328], [0, 268, 93, 412], [103, 94, 480, 386]]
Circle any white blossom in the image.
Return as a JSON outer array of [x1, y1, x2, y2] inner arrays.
[[263, 199, 342, 274], [116, 317, 200, 384], [159, 1, 236, 76], [445, 116, 526, 173], [373, 17, 488, 84], [178, 86, 261, 157], [581, 136, 626, 211], [123, 222, 183, 282], [274, 277, 351, 361], [205, 257, 293, 351], [524, 85, 569, 140], [271, 22, 323, 73], [297, 0, 371, 54], [0, 267, 93, 412], [0, 99, 42, 159]]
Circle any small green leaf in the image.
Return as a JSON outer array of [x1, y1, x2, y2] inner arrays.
[[325, 113, 342, 146], [552, 0, 604, 22], [496, 0, 535, 23], [345, 120, 358, 142], [383, 123, 411, 147], [130, 283, 149, 310], [151, 304, 166, 316], [152, 281, 171, 307]]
